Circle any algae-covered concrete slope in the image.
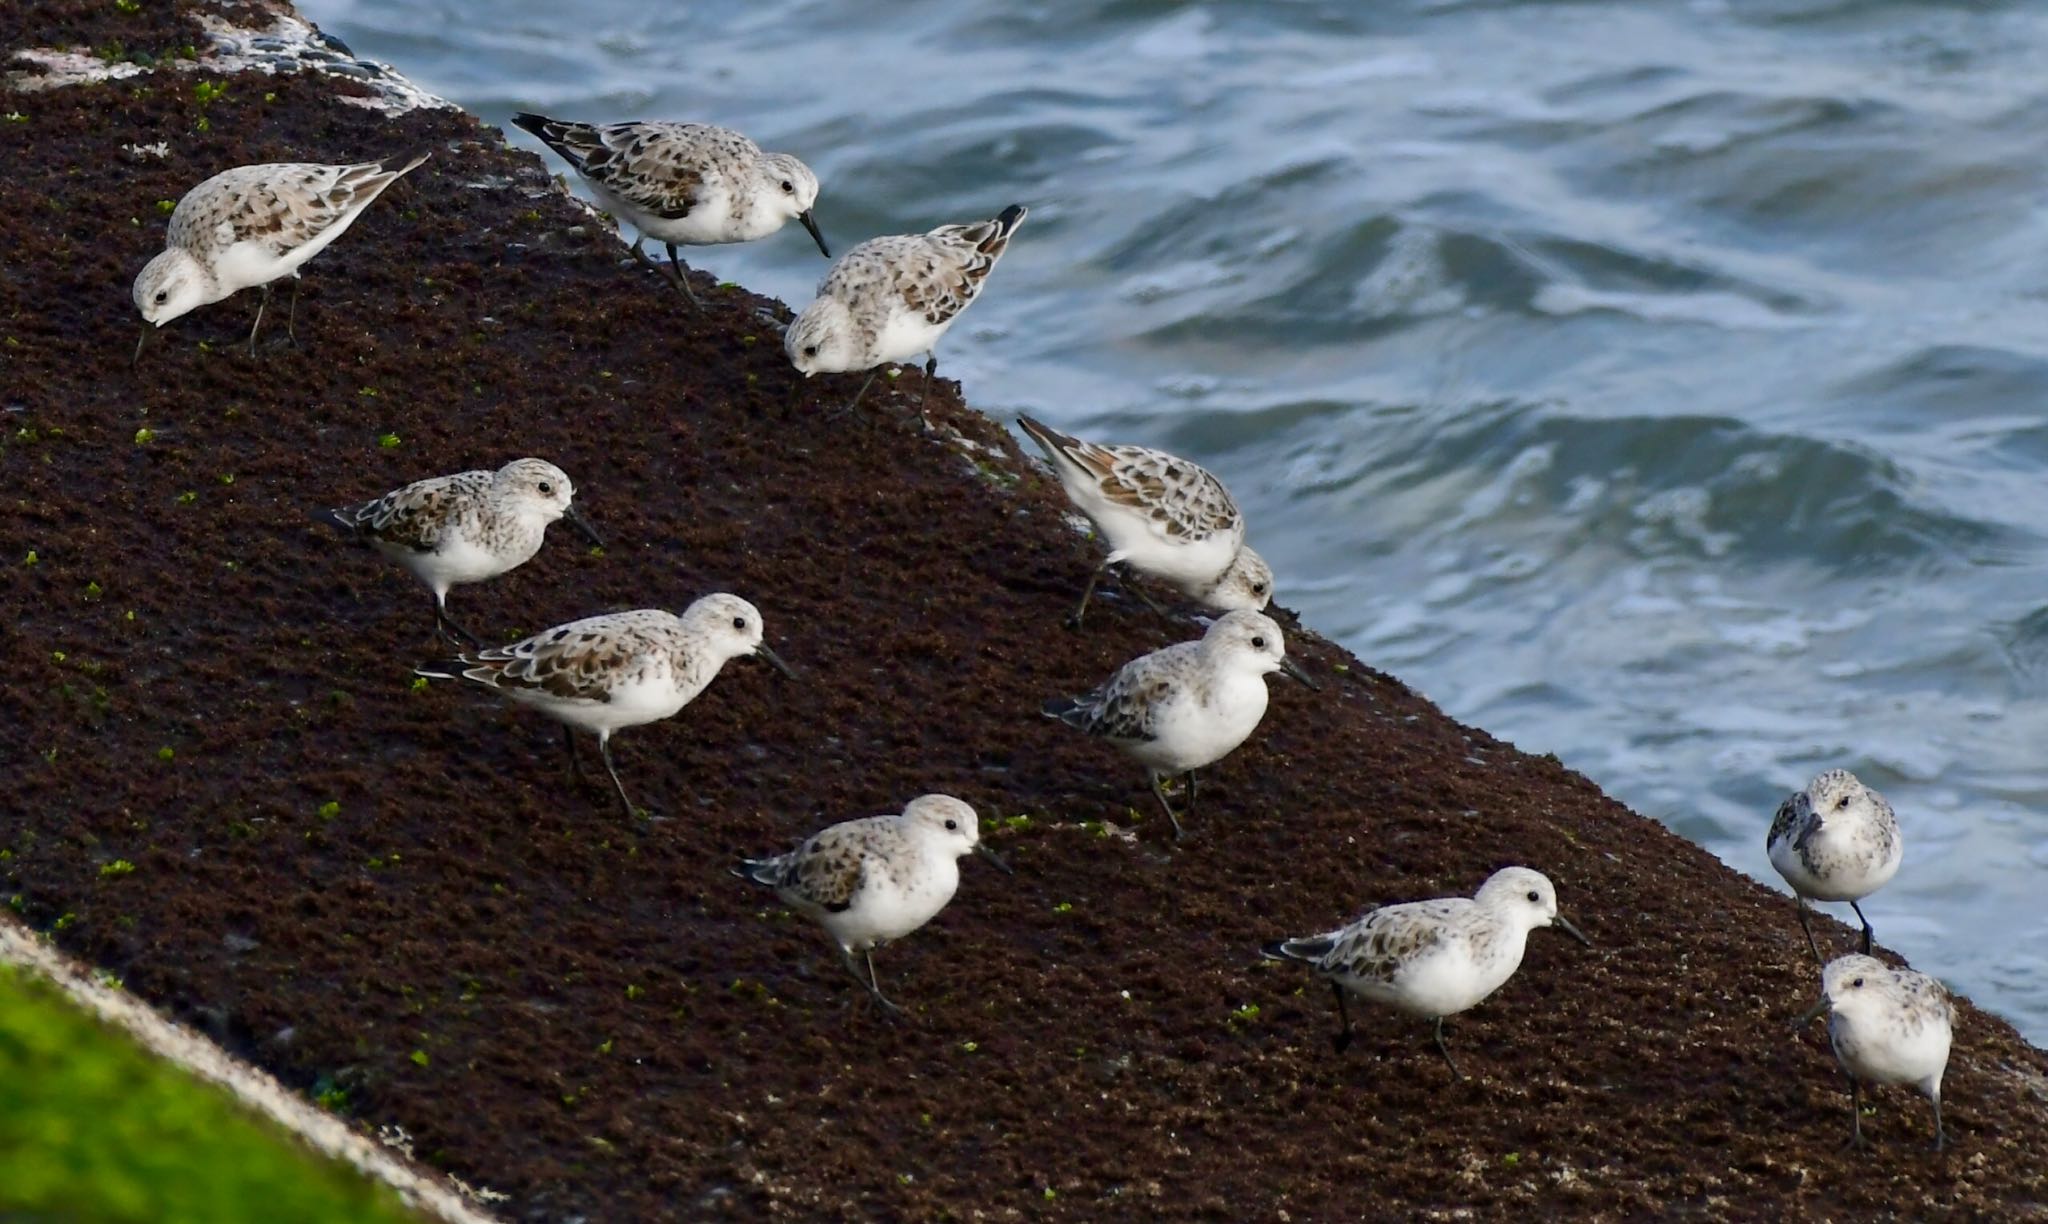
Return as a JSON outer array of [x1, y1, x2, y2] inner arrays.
[[4, 1, 2047, 1217]]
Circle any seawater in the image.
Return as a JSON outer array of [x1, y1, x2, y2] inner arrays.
[[307, 0, 2048, 1042]]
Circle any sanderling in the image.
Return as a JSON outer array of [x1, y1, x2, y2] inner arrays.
[[785, 204, 1027, 414], [1263, 866, 1591, 1078], [1766, 769, 1902, 965], [510, 113, 827, 308], [133, 150, 429, 359], [733, 794, 1010, 1013], [1799, 954, 1953, 1150], [1017, 415, 1273, 626], [415, 594, 793, 817], [320, 458, 602, 647], [1043, 609, 1316, 839]]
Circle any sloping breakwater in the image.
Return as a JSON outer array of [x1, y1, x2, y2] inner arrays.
[[4, 1, 2047, 1216]]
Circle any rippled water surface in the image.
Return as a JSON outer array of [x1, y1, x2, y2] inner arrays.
[[306, 0, 2048, 1041]]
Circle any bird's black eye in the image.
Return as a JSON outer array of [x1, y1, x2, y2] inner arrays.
[[153, 290, 168, 304], [1251, 635, 1267, 649], [537, 481, 553, 494], [1252, 582, 1268, 595], [1836, 795, 1851, 809], [732, 616, 747, 630], [944, 819, 958, 831], [1527, 890, 1540, 903], [1851, 977, 1864, 988], [802, 344, 818, 357], [780, 179, 795, 193]]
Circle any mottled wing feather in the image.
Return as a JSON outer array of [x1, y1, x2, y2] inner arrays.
[[455, 611, 673, 703], [772, 816, 901, 912], [1766, 793, 1805, 849], [579, 123, 756, 220], [333, 470, 488, 553], [1065, 642, 1199, 743], [1096, 445, 1243, 543], [171, 160, 407, 260], [1321, 900, 1466, 984]]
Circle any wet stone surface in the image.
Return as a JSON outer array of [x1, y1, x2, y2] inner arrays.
[[4, 1, 2048, 1218]]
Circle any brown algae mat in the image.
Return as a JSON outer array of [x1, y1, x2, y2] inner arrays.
[[5, 2, 2048, 1218]]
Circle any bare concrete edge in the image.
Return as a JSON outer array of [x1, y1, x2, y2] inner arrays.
[[0, 913, 506, 1224]]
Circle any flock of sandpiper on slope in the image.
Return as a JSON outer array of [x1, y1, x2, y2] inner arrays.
[[129, 110, 1955, 1153]]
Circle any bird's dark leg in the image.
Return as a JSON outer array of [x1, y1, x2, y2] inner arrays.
[[1932, 1093, 1946, 1152], [284, 274, 302, 347], [246, 283, 271, 356], [1847, 1075, 1866, 1149], [1850, 900, 1875, 956], [1329, 982, 1354, 1054], [596, 733, 637, 818], [1796, 897, 1827, 967], [826, 369, 884, 422], [1432, 1017, 1465, 1080], [840, 947, 903, 1016], [664, 242, 704, 309], [1067, 561, 1111, 629], [562, 725, 588, 788], [1149, 772, 1187, 840], [1122, 574, 1167, 614], [1184, 771, 1198, 820], [433, 596, 484, 649]]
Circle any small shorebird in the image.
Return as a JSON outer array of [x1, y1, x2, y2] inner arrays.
[[1766, 769, 1902, 964], [785, 205, 1027, 415], [1798, 954, 1953, 1150], [416, 593, 792, 816], [1263, 866, 1591, 1078], [734, 794, 1010, 1013], [320, 457, 602, 647], [133, 150, 429, 359], [1018, 415, 1272, 626], [1043, 609, 1315, 838], [511, 113, 827, 307]]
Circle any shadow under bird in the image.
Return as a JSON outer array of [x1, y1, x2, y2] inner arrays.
[[733, 794, 1010, 1014], [1798, 953, 1953, 1151], [319, 457, 602, 647], [414, 593, 793, 817], [1263, 866, 1591, 1079], [1017, 414, 1273, 627], [1043, 609, 1316, 839], [1766, 769, 1902, 966], [510, 112, 828, 309], [785, 204, 1027, 417], [133, 149, 429, 361]]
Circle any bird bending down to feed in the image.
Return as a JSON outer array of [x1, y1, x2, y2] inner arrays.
[[511, 113, 827, 308], [785, 204, 1027, 417], [133, 149, 430, 360], [1018, 414, 1272, 626]]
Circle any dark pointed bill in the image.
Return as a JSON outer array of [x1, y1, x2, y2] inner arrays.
[[133, 325, 149, 366], [565, 503, 605, 548], [1554, 914, 1593, 946], [799, 209, 830, 258], [1796, 996, 1831, 1025], [974, 842, 1013, 874], [755, 643, 797, 678], [1278, 655, 1321, 691]]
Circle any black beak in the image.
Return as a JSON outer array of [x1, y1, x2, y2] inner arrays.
[[565, 503, 605, 549], [799, 209, 829, 258], [1277, 655, 1321, 691], [1796, 996, 1830, 1026], [974, 842, 1013, 874], [1554, 914, 1593, 947], [133, 325, 148, 367], [755, 643, 797, 679]]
